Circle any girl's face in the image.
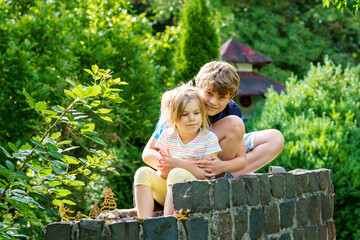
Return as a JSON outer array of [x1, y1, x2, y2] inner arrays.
[[176, 99, 203, 136]]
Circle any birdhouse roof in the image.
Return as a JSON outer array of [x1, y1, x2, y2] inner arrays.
[[237, 72, 285, 96], [220, 38, 273, 67]]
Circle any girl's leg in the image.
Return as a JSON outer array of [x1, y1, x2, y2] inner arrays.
[[135, 185, 154, 218], [163, 185, 174, 216]]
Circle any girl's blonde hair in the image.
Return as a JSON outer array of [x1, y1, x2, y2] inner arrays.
[[161, 82, 210, 131]]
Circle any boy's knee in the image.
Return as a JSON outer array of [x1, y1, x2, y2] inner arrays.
[[222, 115, 245, 139], [272, 129, 284, 149]]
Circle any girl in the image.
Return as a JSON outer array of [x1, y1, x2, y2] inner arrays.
[[134, 83, 222, 218]]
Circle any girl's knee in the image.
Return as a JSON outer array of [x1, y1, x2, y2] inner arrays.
[[134, 166, 154, 183]]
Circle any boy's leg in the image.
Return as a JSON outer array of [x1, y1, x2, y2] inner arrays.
[[211, 115, 245, 160], [232, 129, 284, 176]]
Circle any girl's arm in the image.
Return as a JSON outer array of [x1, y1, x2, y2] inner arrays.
[[158, 151, 217, 180]]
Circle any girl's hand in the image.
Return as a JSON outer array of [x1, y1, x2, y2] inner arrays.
[[158, 150, 182, 168], [194, 155, 226, 177], [157, 159, 172, 178]]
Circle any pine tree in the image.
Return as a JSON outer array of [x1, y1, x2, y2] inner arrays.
[[175, 0, 220, 84]]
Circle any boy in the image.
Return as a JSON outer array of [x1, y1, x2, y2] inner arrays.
[[142, 61, 284, 178]]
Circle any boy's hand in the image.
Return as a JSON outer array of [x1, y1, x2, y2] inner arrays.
[[195, 155, 226, 177]]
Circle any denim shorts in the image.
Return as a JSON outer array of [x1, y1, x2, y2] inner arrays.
[[244, 132, 256, 153]]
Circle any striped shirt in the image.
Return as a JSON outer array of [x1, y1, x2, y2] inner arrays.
[[155, 128, 222, 160]]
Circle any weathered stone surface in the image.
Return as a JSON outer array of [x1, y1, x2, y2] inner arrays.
[[318, 170, 329, 190], [250, 207, 265, 239], [280, 201, 294, 229], [143, 216, 177, 240], [234, 206, 248, 240], [317, 223, 327, 240], [241, 175, 260, 206], [282, 173, 295, 199], [279, 233, 291, 240], [304, 226, 317, 240], [259, 174, 271, 205], [213, 178, 230, 210], [308, 172, 320, 193], [109, 219, 139, 240], [293, 228, 305, 240], [213, 212, 232, 240], [296, 198, 309, 227], [293, 172, 309, 196], [184, 216, 208, 240], [321, 194, 332, 221], [173, 180, 211, 213], [42, 222, 72, 240], [309, 195, 321, 224], [270, 174, 285, 198], [230, 178, 245, 206], [265, 203, 280, 234], [326, 220, 336, 240], [79, 219, 102, 240]]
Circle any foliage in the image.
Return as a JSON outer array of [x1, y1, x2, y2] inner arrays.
[[323, 0, 360, 17], [0, 66, 127, 239], [247, 57, 360, 239], [174, 0, 220, 84]]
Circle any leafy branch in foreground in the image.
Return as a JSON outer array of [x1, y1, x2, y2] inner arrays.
[[0, 65, 127, 239]]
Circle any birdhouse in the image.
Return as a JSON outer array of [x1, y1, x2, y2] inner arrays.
[[220, 38, 285, 120]]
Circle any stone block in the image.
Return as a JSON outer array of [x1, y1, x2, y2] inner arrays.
[[309, 195, 321, 224], [109, 219, 139, 240], [234, 206, 248, 240], [294, 173, 309, 196], [279, 233, 291, 240], [79, 219, 102, 240], [317, 224, 327, 240], [293, 228, 305, 240], [270, 174, 285, 198], [230, 178, 245, 206], [184, 216, 208, 240], [318, 170, 329, 191], [213, 178, 230, 210], [326, 220, 336, 240], [143, 216, 177, 240], [173, 180, 211, 213], [304, 226, 317, 240], [308, 172, 320, 193], [42, 222, 72, 240], [250, 207, 265, 240], [265, 203, 280, 234], [280, 201, 294, 229], [321, 194, 332, 221], [296, 198, 309, 227], [213, 212, 232, 240], [259, 174, 271, 205], [282, 173, 295, 199], [241, 175, 260, 206]]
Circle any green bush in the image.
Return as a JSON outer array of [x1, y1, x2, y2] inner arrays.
[[247, 57, 360, 239]]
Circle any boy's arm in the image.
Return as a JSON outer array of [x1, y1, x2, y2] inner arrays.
[[142, 136, 162, 169]]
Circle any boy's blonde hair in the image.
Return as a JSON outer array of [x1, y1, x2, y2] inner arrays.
[[195, 61, 240, 98], [161, 82, 210, 131]]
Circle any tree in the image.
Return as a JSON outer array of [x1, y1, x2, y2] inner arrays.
[[323, 0, 360, 17], [247, 57, 360, 239], [174, 0, 220, 84]]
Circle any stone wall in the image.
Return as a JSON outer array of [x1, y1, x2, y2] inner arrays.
[[42, 169, 336, 240]]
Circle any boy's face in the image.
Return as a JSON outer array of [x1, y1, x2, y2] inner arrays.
[[197, 85, 232, 116]]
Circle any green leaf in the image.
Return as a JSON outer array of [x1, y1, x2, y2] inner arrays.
[[89, 136, 105, 145], [68, 180, 85, 186], [49, 151, 64, 159], [81, 123, 95, 133], [92, 64, 99, 74], [0, 146, 11, 157], [57, 140, 72, 145], [0, 203, 9, 209], [55, 189, 71, 197], [0, 165, 12, 180], [65, 78, 77, 87], [84, 68, 94, 76], [64, 156, 80, 164], [84, 85, 101, 98], [35, 101, 47, 112], [52, 160, 69, 168], [51, 164, 65, 174], [96, 108, 111, 114], [5, 160, 14, 171], [23, 89, 35, 108], [39, 167, 52, 177], [47, 144, 58, 152], [64, 89, 76, 99], [62, 199, 76, 205], [108, 94, 124, 103], [62, 146, 80, 152], [99, 115, 113, 122], [46, 181, 62, 186], [52, 106, 65, 113], [20, 144, 33, 150], [51, 132, 61, 140], [8, 142, 18, 153], [90, 100, 101, 108], [43, 110, 58, 116], [52, 199, 63, 206], [30, 138, 43, 147]]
